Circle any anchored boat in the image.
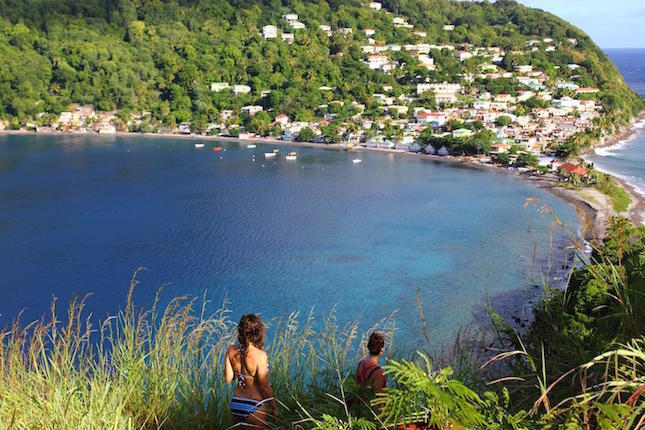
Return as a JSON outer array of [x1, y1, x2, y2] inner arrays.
[[285, 151, 297, 161]]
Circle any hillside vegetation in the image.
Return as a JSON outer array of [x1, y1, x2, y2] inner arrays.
[[0, 0, 642, 154]]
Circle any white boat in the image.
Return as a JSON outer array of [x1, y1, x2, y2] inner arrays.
[[265, 152, 276, 158], [273, 148, 280, 153], [247, 144, 257, 149], [352, 158, 362, 164], [194, 143, 205, 148], [285, 151, 297, 161]]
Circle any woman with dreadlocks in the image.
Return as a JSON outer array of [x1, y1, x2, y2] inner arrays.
[[225, 314, 278, 428]]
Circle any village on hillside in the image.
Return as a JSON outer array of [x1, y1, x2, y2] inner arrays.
[[10, 1, 605, 178]]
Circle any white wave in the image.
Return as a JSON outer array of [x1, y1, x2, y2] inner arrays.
[[593, 120, 645, 157]]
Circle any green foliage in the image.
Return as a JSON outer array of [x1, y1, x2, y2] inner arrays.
[[375, 354, 534, 429], [298, 126, 315, 142], [495, 115, 513, 127], [488, 215, 645, 426], [515, 152, 539, 168], [0, 0, 640, 136], [595, 172, 632, 212], [495, 152, 511, 165], [420, 129, 494, 156]]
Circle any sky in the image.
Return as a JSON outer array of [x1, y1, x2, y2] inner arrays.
[[516, 0, 645, 49]]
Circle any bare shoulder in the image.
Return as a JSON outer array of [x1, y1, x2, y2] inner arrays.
[[226, 344, 239, 359], [251, 347, 268, 364]]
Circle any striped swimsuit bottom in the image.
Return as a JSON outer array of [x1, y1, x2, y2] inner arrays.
[[231, 396, 264, 420]]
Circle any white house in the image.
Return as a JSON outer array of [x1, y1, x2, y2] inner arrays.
[[515, 64, 533, 74], [553, 97, 580, 110], [262, 25, 277, 39], [556, 82, 579, 91], [281, 33, 294, 43], [97, 123, 116, 134], [418, 54, 435, 70], [454, 51, 472, 61], [366, 55, 388, 69], [369, 2, 382, 10], [289, 21, 305, 30], [178, 123, 191, 134], [517, 90, 535, 102], [443, 24, 455, 31], [274, 114, 289, 125], [282, 13, 298, 21], [59, 112, 74, 125], [364, 28, 375, 36], [473, 101, 491, 110], [240, 105, 263, 116], [416, 43, 431, 54], [231, 85, 251, 95], [365, 55, 396, 72], [211, 82, 229, 92]]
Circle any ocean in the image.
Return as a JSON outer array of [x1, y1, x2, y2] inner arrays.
[[0, 134, 578, 347], [587, 49, 645, 206]]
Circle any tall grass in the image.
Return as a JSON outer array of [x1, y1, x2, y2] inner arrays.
[[2, 204, 643, 429], [0, 270, 396, 429]]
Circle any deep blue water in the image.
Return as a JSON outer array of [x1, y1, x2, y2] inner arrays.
[[0, 134, 578, 346], [587, 49, 645, 211]]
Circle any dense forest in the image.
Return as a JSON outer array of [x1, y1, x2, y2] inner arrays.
[[0, 0, 642, 138]]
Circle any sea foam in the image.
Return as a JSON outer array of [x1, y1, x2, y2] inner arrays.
[[593, 118, 645, 157]]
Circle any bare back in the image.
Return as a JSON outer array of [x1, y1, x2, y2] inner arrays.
[[226, 344, 269, 401]]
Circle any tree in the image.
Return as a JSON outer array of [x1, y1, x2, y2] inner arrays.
[[298, 127, 315, 142], [516, 152, 539, 168], [247, 111, 271, 135], [495, 115, 512, 127], [496, 152, 511, 165]]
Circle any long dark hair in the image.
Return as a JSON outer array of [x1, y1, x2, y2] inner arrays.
[[237, 314, 265, 365]]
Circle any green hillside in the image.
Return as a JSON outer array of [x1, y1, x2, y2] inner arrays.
[[0, 0, 642, 144]]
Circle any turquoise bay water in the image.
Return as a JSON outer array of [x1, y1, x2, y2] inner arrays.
[[0, 134, 578, 346]]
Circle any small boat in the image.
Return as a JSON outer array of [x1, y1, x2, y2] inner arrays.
[[273, 148, 279, 153], [247, 144, 257, 149], [213, 146, 223, 152], [264, 152, 276, 158], [194, 143, 205, 148], [285, 151, 297, 161], [352, 158, 362, 164]]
